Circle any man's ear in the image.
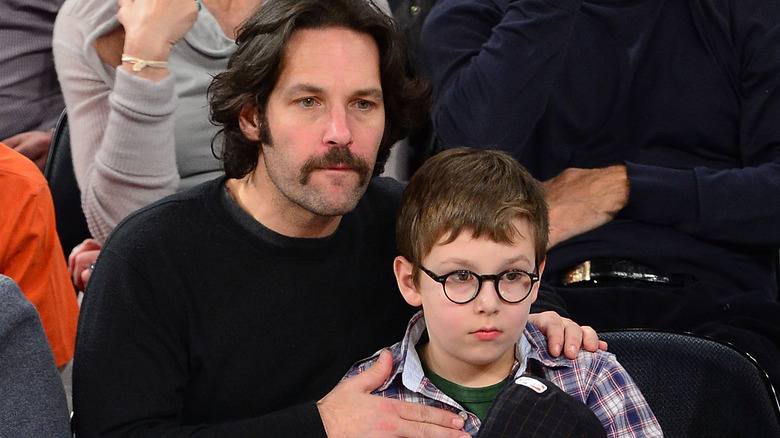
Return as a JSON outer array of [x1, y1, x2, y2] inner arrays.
[[394, 256, 422, 307], [530, 259, 546, 304], [239, 103, 262, 142]]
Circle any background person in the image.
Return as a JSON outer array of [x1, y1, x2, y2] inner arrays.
[[0, 0, 66, 170], [420, 0, 780, 388], [0, 275, 72, 437], [0, 142, 80, 409]]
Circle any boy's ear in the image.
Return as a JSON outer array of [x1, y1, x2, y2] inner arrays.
[[530, 259, 546, 304], [394, 256, 422, 307], [239, 103, 262, 142]]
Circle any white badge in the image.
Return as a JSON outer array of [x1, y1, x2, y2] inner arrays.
[[515, 376, 548, 394]]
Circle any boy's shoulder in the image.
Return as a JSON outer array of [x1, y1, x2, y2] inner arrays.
[[525, 323, 619, 374], [344, 339, 405, 381]]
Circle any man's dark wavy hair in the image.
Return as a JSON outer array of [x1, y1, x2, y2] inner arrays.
[[209, 0, 431, 179]]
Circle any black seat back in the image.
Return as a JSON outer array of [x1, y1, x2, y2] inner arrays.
[[600, 330, 780, 438], [43, 109, 90, 256]]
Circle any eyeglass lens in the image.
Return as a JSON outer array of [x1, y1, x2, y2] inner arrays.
[[444, 270, 533, 303]]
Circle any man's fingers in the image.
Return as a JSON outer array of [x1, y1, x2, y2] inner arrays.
[[528, 311, 564, 357], [395, 399, 466, 434], [580, 325, 602, 353], [319, 357, 469, 438], [529, 311, 606, 359], [562, 320, 584, 359], [343, 350, 394, 393]]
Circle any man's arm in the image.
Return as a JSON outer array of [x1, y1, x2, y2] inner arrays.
[[570, 1, 780, 248], [420, 0, 581, 154]]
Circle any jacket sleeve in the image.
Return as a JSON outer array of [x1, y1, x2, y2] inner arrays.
[[420, 0, 581, 156], [620, 0, 780, 247]]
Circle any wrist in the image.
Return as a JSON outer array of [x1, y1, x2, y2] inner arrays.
[[122, 34, 174, 64], [120, 39, 172, 80]]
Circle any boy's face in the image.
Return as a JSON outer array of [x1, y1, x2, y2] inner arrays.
[[394, 218, 544, 387]]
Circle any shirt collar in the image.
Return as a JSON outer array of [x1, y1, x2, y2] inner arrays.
[[391, 311, 574, 393]]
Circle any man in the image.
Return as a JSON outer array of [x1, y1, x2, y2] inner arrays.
[[73, 0, 599, 436], [420, 0, 780, 387]]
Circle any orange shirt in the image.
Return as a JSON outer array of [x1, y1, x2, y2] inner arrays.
[[0, 143, 79, 366]]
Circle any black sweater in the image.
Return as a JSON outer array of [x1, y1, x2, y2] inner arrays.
[[73, 176, 567, 437]]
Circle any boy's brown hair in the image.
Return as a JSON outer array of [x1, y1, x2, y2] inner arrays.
[[396, 147, 549, 285]]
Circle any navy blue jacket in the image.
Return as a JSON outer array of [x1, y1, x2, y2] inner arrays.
[[421, 0, 780, 296]]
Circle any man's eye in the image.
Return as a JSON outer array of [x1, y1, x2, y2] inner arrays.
[[298, 98, 316, 107], [354, 100, 373, 110]]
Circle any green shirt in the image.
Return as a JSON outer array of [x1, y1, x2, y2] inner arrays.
[[422, 363, 509, 420]]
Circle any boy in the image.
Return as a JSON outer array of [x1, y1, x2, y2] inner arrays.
[[345, 148, 663, 437]]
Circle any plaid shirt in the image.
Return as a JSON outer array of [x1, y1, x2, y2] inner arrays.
[[344, 311, 663, 437]]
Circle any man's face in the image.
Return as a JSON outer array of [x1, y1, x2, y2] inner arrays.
[[242, 26, 385, 219]]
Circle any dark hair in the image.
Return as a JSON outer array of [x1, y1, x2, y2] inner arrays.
[[209, 0, 431, 179], [397, 148, 549, 285]]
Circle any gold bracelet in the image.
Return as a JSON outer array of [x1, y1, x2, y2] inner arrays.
[[121, 54, 169, 72]]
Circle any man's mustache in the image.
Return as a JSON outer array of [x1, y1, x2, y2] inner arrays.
[[299, 147, 372, 185]]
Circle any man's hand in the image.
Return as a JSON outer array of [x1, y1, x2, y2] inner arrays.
[[528, 311, 607, 359], [318, 350, 470, 438], [69, 238, 102, 292], [3, 130, 53, 171], [544, 165, 629, 248]]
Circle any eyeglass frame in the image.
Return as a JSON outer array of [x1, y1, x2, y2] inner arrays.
[[418, 265, 539, 304]]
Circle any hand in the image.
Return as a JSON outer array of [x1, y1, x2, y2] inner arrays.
[[68, 238, 102, 292], [544, 165, 629, 248], [117, 0, 199, 76], [2, 131, 53, 171], [528, 311, 607, 359], [318, 350, 470, 438]]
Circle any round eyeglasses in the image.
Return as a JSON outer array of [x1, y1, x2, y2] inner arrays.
[[419, 265, 539, 304]]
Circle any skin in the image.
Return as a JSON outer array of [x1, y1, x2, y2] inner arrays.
[[114, 0, 260, 80], [394, 219, 544, 388], [68, 238, 101, 292], [2, 131, 52, 171], [544, 165, 629, 249]]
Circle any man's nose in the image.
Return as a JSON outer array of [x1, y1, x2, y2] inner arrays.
[[323, 106, 353, 148]]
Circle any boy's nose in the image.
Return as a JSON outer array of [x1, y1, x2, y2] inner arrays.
[[475, 279, 502, 313]]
